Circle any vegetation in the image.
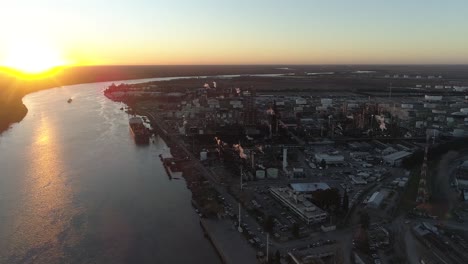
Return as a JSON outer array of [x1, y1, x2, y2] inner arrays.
[[342, 190, 349, 212], [313, 188, 341, 211], [359, 211, 370, 229], [263, 215, 275, 233], [274, 250, 281, 264], [291, 223, 300, 238]]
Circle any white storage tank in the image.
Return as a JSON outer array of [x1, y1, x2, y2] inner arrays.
[[266, 168, 279, 179], [453, 129, 468, 137], [200, 151, 208, 161], [256, 170, 266, 179]]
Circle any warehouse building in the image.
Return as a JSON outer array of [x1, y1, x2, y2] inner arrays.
[[367, 191, 385, 209], [382, 151, 412, 166], [314, 153, 345, 165]]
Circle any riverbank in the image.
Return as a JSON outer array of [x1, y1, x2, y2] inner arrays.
[[0, 98, 27, 132], [0, 65, 285, 134], [200, 219, 257, 264]]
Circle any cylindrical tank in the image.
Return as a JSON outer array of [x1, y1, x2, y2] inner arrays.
[[200, 151, 207, 161], [256, 170, 266, 180], [267, 168, 279, 179]]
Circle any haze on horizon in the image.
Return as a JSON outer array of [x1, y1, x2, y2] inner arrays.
[[1, 0, 468, 67]]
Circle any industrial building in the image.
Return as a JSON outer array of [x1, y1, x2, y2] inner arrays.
[[289, 182, 331, 193], [382, 151, 412, 166], [367, 191, 385, 209], [270, 187, 328, 224], [314, 153, 345, 165]]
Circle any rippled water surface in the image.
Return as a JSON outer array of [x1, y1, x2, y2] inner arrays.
[[0, 79, 220, 264]]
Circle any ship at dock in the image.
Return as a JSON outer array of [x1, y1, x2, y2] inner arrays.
[[129, 116, 150, 144]]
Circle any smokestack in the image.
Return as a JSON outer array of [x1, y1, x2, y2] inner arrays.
[[251, 151, 255, 169], [283, 148, 288, 172]]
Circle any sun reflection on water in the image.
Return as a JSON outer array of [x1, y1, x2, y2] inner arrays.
[[7, 115, 84, 262]]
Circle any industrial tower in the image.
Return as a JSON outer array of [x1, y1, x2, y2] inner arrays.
[[416, 138, 430, 204]]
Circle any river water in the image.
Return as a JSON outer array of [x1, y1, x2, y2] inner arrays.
[[0, 78, 221, 264]]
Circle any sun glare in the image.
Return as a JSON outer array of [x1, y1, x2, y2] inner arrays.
[[2, 41, 66, 76]]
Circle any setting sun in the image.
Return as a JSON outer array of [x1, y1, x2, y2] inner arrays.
[[2, 41, 66, 75]]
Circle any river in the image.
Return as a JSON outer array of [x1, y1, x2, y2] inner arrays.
[[0, 78, 221, 264]]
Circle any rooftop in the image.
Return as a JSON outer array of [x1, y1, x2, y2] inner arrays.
[[289, 182, 331, 193], [383, 150, 412, 161]]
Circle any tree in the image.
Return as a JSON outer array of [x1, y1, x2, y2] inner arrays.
[[360, 211, 370, 229], [320, 159, 327, 168], [313, 188, 341, 210], [264, 215, 275, 233], [275, 250, 281, 264], [342, 190, 349, 212], [291, 223, 300, 238]]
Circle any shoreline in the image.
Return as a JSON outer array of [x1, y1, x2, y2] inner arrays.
[[0, 65, 291, 134]]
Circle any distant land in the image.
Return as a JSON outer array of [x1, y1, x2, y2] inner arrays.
[[1, 65, 468, 133]]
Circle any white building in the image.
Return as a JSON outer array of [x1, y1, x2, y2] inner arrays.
[[270, 187, 328, 224], [425, 95, 443, 101], [367, 191, 385, 209], [382, 151, 412, 166]]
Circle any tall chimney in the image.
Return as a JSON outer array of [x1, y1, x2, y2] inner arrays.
[[283, 148, 288, 172]]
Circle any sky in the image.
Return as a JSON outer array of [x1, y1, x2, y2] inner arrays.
[[1, 0, 468, 65]]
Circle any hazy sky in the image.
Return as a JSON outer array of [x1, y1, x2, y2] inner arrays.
[[1, 0, 468, 65]]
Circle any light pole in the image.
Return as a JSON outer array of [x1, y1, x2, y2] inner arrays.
[[266, 233, 270, 262], [238, 203, 243, 233], [240, 166, 243, 191]]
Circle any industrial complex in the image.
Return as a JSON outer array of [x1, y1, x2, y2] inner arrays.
[[104, 71, 468, 264]]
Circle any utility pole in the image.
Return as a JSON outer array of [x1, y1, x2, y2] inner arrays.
[[240, 166, 243, 191], [266, 233, 269, 262], [238, 203, 243, 233]]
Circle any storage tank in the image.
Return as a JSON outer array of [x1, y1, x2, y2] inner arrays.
[[266, 168, 279, 179], [453, 129, 468, 137], [256, 170, 266, 180], [200, 151, 208, 161]]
